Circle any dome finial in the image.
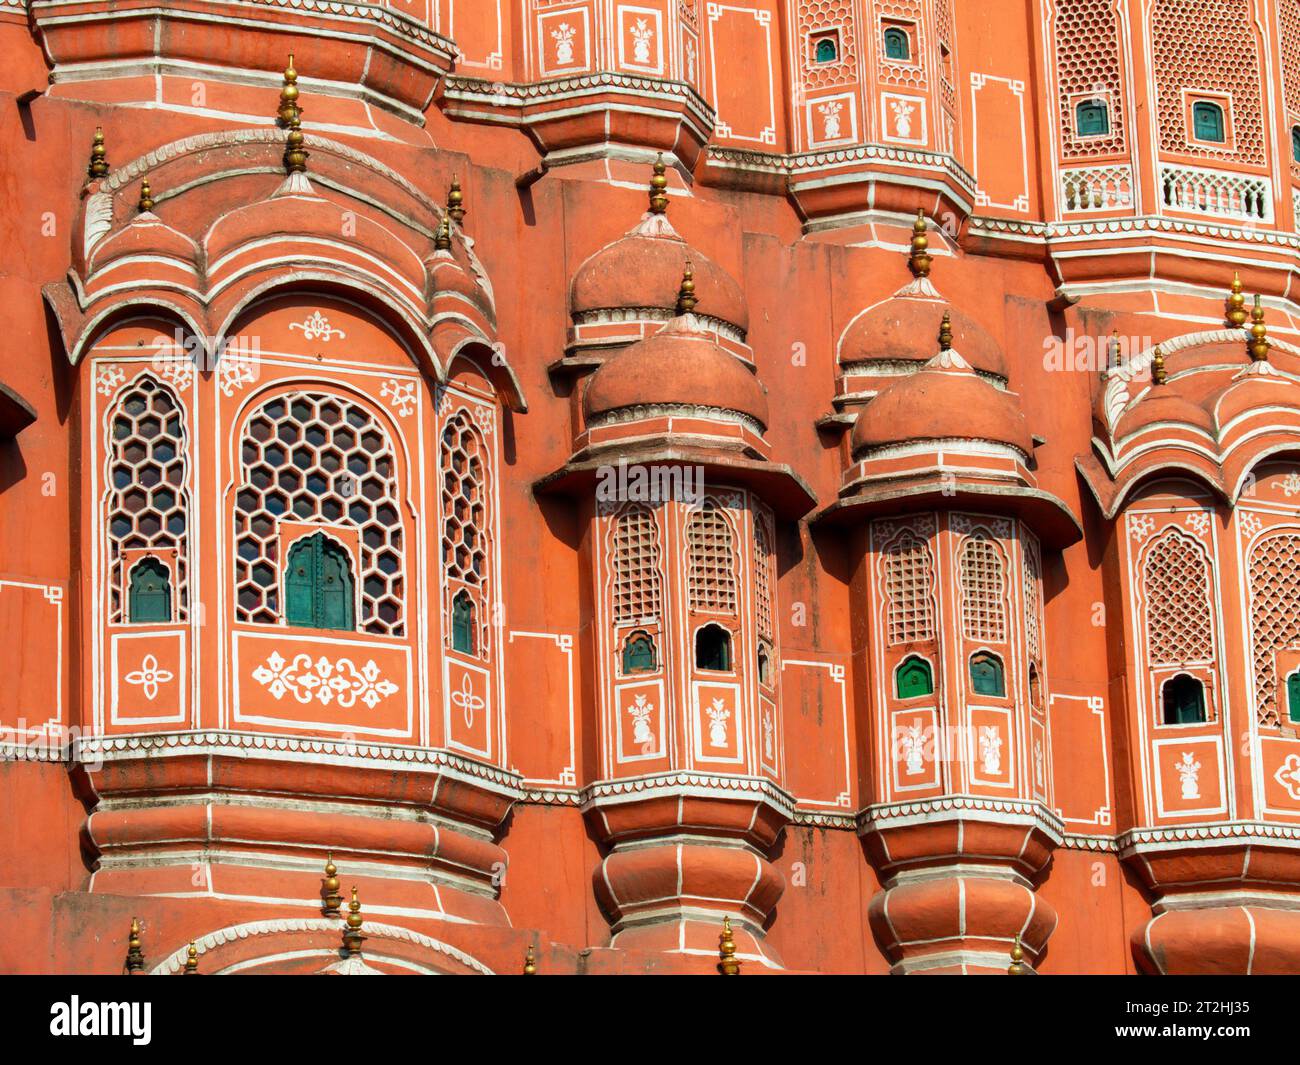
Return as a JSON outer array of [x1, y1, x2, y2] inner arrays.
[[1008, 935, 1026, 975], [1248, 294, 1270, 362], [184, 942, 200, 975], [523, 943, 537, 975], [1226, 271, 1248, 328], [676, 260, 698, 315], [907, 209, 932, 279], [435, 215, 452, 252], [718, 915, 740, 975], [448, 175, 465, 225], [939, 310, 953, 352], [342, 885, 366, 957], [137, 176, 154, 214], [320, 852, 342, 917], [649, 153, 669, 215], [124, 917, 145, 975], [279, 54, 308, 175], [1151, 344, 1167, 385], [88, 127, 109, 180]]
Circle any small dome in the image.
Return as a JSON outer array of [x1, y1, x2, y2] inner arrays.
[[839, 298, 1007, 379], [851, 349, 1031, 456], [570, 213, 748, 332], [583, 312, 768, 428]]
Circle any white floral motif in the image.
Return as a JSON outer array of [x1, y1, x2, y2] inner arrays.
[[706, 698, 731, 747], [471, 405, 495, 436], [289, 311, 347, 342], [552, 23, 576, 64], [762, 708, 774, 761], [901, 724, 926, 776], [451, 671, 485, 729], [1283, 472, 1300, 498], [124, 654, 174, 701], [96, 366, 125, 396], [1239, 513, 1263, 539], [629, 694, 655, 746], [1034, 738, 1045, 788], [979, 725, 1003, 775], [1184, 512, 1211, 535], [251, 652, 399, 709], [1274, 753, 1300, 800], [630, 18, 654, 64], [1128, 515, 1155, 541], [890, 99, 916, 138], [1176, 752, 1201, 800], [218, 349, 257, 396], [685, 38, 697, 81], [819, 100, 843, 140], [151, 347, 195, 391], [380, 378, 417, 417]]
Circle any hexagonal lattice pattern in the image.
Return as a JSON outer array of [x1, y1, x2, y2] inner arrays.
[[1152, 0, 1265, 166], [235, 393, 404, 636], [1278, 0, 1300, 176], [1054, 0, 1127, 159], [1143, 528, 1213, 668], [440, 409, 492, 655], [798, 0, 859, 89], [107, 375, 190, 623], [1249, 532, 1300, 727]]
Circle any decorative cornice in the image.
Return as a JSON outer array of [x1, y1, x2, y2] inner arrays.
[[705, 143, 977, 198], [1118, 820, 1300, 854], [580, 772, 797, 820], [585, 403, 766, 438], [857, 794, 1066, 844]]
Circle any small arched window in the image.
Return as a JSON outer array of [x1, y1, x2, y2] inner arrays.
[[622, 631, 657, 674], [969, 652, 1006, 697], [1076, 99, 1110, 137], [696, 623, 733, 672], [451, 589, 476, 655], [814, 37, 838, 63], [883, 26, 910, 61], [285, 532, 355, 631], [1192, 101, 1225, 143], [1288, 671, 1300, 724], [1291, 126, 1300, 163], [895, 655, 934, 699], [1162, 673, 1207, 724], [128, 557, 172, 623], [1029, 662, 1043, 711], [757, 642, 773, 687]]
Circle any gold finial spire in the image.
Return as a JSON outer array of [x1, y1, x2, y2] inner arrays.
[[1008, 935, 1026, 975], [1151, 344, 1167, 385], [342, 885, 366, 957], [88, 127, 109, 180], [279, 54, 308, 175], [124, 917, 145, 975], [1226, 271, 1248, 328], [939, 310, 953, 352], [320, 852, 342, 917], [137, 177, 154, 214], [1249, 294, 1270, 362], [435, 215, 452, 252], [523, 943, 537, 975], [718, 916, 740, 975], [447, 176, 465, 225], [675, 260, 698, 315], [184, 942, 199, 975], [907, 209, 932, 279], [649, 153, 669, 215]]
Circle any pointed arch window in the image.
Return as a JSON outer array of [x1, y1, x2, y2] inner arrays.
[[686, 499, 738, 615], [958, 533, 1008, 643], [970, 652, 1006, 697], [622, 631, 658, 674], [451, 590, 476, 654], [128, 557, 173, 623], [441, 408, 492, 659], [1249, 533, 1300, 726], [284, 532, 355, 631], [610, 504, 663, 624], [895, 655, 934, 700], [1142, 528, 1213, 667], [814, 36, 838, 63], [1162, 673, 1206, 724], [883, 529, 935, 645], [696, 623, 733, 672]]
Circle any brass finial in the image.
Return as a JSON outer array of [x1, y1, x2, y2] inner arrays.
[[523, 943, 537, 975], [320, 852, 342, 917], [649, 153, 669, 215], [907, 209, 932, 279], [279, 54, 308, 175], [137, 177, 154, 214], [447, 176, 465, 225], [675, 260, 698, 315], [1249, 294, 1270, 362], [88, 127, 109, 180], [1107, 329, 1121, 372], [1226, 271, 1248, 328], [939, 310, 953, 352], [718, 916, 740, 975], [184, 942, 199, 975], [1008, 935, 1026, 975], [125, 917, 145, 975], [342, 885, 366, 956], [1151, 344, 1167, 385], [276, 53, 302, 129], [435, 215, 452, 252]]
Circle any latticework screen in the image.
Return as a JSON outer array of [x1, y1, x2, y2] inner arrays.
[[959, 534, 1008, 644], [1142, 529, 1213, 667], [1249, 532, 1300, 727], [884, 531, 935, 645], [686, 500, 738, 615], [610, 504, 663, 624]]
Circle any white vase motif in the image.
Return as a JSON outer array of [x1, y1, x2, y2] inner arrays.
[[631, 19, 654, 64], [819, 100, 843, 140], [629, 694, 655, 746], [979, 725, 1002, 775], [1177, 752, 1201, 800], [902, 724, 925, 776], [706, 698, 731, 747], [685, 39, 697, 81], [552, 24, 576, 65], [1034, 739, 1045, 787], [762, 709, 774, 760], [891, 99, 915, 138]]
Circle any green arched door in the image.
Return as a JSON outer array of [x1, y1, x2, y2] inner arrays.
[[285, 532, 355, 631]]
